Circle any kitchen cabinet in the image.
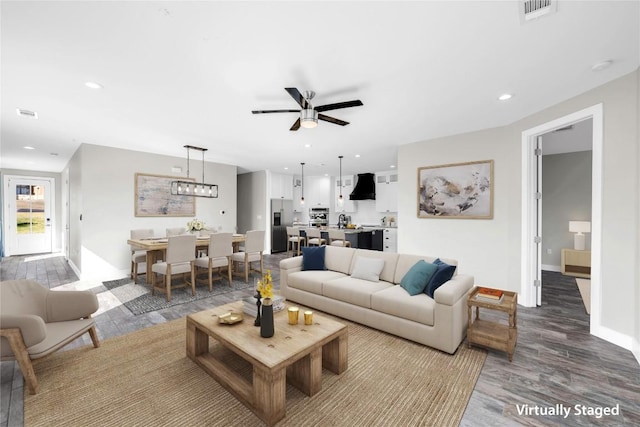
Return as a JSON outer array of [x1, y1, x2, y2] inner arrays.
[[345, 229, 383, 251], [375, 171, 398, 213], [305, 176, 331, 207], [270, 172, 293, 199], [383, 228, 397, 252], [334, 175, 355, 212]]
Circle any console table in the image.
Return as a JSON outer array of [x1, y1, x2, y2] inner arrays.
[[561, 249, 591, 278]]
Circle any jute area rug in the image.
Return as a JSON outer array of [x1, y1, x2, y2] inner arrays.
[[25, 315, 486, 427]]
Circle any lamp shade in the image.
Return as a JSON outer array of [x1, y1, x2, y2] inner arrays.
[[569, 221, 591, 233]]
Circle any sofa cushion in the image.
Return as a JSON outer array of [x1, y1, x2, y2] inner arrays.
[[371, 286, 435, 326], [351, 256, 385, 282], [350, 249, 399, 283], [302, 246, 326, 271], [425, 259, 457, 298], [323, 276, 393, 309], [323, 245, 356, 274], [400, 260, 438, 295], [287, 270, 347, 294], [394, 254, 458, 284]]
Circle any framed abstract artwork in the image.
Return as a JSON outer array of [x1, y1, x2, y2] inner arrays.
[[418, 160, 494, 219], [134, 173, 196, 217]]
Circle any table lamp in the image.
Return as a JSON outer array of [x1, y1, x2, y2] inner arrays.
[[569, 221, 591, 250]]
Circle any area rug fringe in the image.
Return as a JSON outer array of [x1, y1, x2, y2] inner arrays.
[[26, 315, 486, 426]]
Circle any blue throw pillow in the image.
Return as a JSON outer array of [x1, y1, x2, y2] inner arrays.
[[400, 260, 438, 296], [302, 246, 326, 271], [425, 259, 457, 298]]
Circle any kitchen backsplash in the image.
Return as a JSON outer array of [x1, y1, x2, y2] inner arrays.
[[329, 200, 397, 227]]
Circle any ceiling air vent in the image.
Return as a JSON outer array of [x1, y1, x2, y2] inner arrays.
[[520, 0, 556, 23], [16, 108, 38, 119]]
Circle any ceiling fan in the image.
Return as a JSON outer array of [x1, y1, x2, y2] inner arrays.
[[251, 87, 363, 131]]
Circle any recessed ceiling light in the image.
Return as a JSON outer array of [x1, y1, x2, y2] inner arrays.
[[390, 165, 396, 168], [85, 81, 103, 89], [355, 154, 361, 158], [16, 108, 38, 119], [50, 153, 59, 156], [24, 146, 35, 150], [304, 144, 312, 148], [283, 167, 288, 170], [591, 60, 613, 71], [498, 93, 513, 101]]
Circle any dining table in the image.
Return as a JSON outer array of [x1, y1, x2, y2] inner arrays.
[[127, 234, 246, 281]]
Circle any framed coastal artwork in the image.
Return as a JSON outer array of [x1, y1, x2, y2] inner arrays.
[[134, 173, 196, 217], [417, 160, 494, 219]]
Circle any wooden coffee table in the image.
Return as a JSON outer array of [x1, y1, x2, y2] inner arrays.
[[186, 301, 348, 426]]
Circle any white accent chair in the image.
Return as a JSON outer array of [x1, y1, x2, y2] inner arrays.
[[0, 279, 100, 394], [194, 232, 233, 290], [305, 228, 327, 246], [328, 229, 351, 247], [151, 234, 197, 301], [130, 228, 154, 284], [286, 226, 306, 257], [231, 230, 265, 283]]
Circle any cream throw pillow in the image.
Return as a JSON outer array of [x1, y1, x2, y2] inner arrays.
[[351, 257, 385, 282]]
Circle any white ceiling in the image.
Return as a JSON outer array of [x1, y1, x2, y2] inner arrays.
[[1, 1, 638, 177]]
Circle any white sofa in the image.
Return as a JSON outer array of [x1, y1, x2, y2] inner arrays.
[[279, 245, 474, 354]]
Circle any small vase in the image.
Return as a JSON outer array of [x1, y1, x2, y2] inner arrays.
[[254, 292, 261, 327], [260, 298, 274, 338]]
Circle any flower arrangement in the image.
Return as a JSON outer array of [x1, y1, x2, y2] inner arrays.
[[257, 270, 274, 299], [186, 218, 205, 232]]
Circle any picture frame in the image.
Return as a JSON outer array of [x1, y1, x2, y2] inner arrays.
[[134, 173, 196, 217], [417, 160, 494, 219]]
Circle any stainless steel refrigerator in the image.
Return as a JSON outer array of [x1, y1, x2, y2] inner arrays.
[[271, 199, 293, 253]]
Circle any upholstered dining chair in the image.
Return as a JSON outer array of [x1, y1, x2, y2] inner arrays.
[[151, 234, 197, 301], [286, 226, 306, 257], [166, 227, 186, 237], [328, 229, 351, 247], [305, 228, 327, 246], [130, 228, 155, 284], [231, 230, 265, 283], [194, 232, 233, 290], [0, 279, 100, 395]]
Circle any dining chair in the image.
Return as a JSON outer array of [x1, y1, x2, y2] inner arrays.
[[286, 226, 306, 257], [231, 230, 265, 283], [194, 233, 233, 290], [130, 228, 154, 284], [328, 229, 351, 247], [305, 228, 327, 246], [166, 227, 186, 237], [151, 234, 197, 302]]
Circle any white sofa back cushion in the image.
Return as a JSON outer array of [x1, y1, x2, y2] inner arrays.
[[324, 245, 356, 274], [350, 249, 399, 283]]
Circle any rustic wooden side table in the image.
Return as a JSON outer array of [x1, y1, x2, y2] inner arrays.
[[467, 287, 517, 362]]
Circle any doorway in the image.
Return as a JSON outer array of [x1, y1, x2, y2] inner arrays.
[[3, 176, 55, 256], [520, 104, 603, 336]]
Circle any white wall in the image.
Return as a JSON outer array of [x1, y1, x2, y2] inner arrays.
[[237, 171, 269, 250], [70, 144, 237, 279], [398, 70, 639, 349]]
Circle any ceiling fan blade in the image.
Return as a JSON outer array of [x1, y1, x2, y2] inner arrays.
[[252, 109, 300, 114], [315, 100, 363, 112], [318, 114, 349, 126], [290, 118, 301, 131], [285, 88, 309, 109]]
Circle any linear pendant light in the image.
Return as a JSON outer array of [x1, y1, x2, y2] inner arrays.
[[171, 145, 218, 198], [300, 162, 305, 205], [337, 155, 344, 208]]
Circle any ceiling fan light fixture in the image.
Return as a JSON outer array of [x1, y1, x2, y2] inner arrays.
[[300, 109, 318, 129]]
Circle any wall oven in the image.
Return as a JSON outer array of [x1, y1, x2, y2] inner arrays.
[[309, 208, 329, 227]]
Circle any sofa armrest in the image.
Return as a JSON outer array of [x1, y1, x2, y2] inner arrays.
[[46, 290, 99, 322], [280, 255, 303, 271], [433, 274, 474, 306], [0, 314, 47, 348]]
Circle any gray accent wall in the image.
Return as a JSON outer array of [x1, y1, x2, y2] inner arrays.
[[541, 151, 592, 267], [398, 69, 639, 347], [237, 171, 268, 234]]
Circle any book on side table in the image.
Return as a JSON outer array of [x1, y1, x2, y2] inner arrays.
[[475, 287, 504, 303]]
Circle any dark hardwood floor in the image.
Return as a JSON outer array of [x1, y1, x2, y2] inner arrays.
[[1, 256, 639, 426]]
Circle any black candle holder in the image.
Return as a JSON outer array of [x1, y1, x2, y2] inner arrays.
[[254, 291, 261, 327]]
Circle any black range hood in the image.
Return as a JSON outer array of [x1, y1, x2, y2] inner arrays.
[[349, 173, 376, 200]]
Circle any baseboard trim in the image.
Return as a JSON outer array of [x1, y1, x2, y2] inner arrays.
[[592, 324, 633, 352], [633, 337, 640, 366], [68, 259, 81, 279], [541, 264, 561, 272]]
